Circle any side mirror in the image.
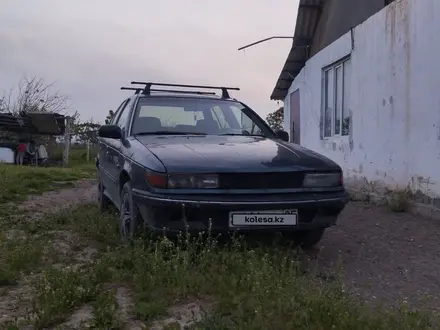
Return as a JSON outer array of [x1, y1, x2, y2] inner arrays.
[[275, 130, 289, 142], [98, 125, 122, 139]]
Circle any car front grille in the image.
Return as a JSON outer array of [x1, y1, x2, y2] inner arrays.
[[219, 172, 305, 190]]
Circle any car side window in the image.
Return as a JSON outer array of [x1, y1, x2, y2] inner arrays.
[[110, 100, 129, 125], [115, 99, 132, 130], [230, 106, 263, 135], [109, 110, 119, 125], [241, 112, 262, 135]]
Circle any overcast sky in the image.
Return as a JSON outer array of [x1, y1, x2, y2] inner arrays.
[[0, 0, 297, 123]]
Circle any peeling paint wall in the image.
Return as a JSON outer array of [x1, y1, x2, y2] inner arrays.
[[285, 0, 440, 200]]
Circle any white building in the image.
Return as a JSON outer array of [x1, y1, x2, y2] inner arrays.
[[271, 0, 440, 218]]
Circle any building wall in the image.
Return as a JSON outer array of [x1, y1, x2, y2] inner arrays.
[[284, 0, 440, 213], [310, 0, 386, 56]]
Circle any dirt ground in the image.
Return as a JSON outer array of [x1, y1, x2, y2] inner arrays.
[[1, 181, 440, 328], [318, 202, 440, 313], [16, 179, 99, 218]]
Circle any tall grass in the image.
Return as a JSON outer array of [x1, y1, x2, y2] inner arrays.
[[49, 145, 99, 166]]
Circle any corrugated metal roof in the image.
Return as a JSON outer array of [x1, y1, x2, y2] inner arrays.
[[271, 0, 324, 101], [0, 112, 66, 135]]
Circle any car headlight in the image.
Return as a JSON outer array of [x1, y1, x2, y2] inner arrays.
[[168, 174, 219, 189], [145, 170, 219, 189], [303, 172, 342, 187]]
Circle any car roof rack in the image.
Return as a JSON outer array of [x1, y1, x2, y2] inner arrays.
[[130, 81, 240, 99], [120, 86, 216, 96], [121, 87, 143, 94]]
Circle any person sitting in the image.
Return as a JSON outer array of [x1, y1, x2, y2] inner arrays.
[[38, 143, 48, 165]]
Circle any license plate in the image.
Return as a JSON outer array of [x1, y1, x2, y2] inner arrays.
[[229, 209, 298, 227]]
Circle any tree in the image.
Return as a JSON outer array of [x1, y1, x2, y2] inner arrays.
[[0, 75, 70, 114], [266, 107, 284, 131], [72, 117, 101, 144], [105, 110, 115, 124]]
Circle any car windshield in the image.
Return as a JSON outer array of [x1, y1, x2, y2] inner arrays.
[[131, 97, 274, 137]]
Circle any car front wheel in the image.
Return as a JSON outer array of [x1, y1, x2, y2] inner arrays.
[[119, 181, 143, 241]]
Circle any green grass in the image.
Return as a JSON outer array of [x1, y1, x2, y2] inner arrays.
[[90, 289, 123, 329], [50, 146, 98, 167], [0, 232, 47, 285], [0, 162, 96, 204], [0, 146, 98, 204], [7, 205, 436, 330], [32, 267, 106, 329]]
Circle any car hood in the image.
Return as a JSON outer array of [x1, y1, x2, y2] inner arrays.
[[135, 135, 340, 173]]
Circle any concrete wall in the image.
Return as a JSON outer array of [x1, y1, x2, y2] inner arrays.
[[284, 0, 440, 216], [310, 0, 385, 56]]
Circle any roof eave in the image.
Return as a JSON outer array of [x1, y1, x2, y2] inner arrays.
[[271, 0, 324, 101]]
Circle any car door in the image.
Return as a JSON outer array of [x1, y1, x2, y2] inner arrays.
[[106, 98, 133, 203], [99, 100, 127, 201]]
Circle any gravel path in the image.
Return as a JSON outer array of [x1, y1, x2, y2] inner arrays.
[[316, 202, 440, 312]]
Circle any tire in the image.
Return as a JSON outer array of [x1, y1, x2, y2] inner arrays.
[[98, 180, 111, 213], [295, 228, 326, 248], [119, 181, 144, 241]]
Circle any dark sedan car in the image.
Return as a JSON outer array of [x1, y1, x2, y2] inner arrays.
[[97, 82, 349, 247]]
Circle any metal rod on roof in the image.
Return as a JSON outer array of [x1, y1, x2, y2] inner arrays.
[[238, 36, 295, 51], [120, 86, 217, 95], [130, 82, 240, 99]]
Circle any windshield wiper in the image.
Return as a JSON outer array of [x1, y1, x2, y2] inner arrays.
[[219, 133, 264, 137], [135, 131, 206, 136]]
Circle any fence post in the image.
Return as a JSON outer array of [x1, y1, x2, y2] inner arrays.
[[86, 139, 90, 163], [63, 116, 73, 167]]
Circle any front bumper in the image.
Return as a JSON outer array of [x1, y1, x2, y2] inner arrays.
[[132, 189, 349, 235]]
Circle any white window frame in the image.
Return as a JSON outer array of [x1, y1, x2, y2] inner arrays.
[[321, 56, 350, 139]]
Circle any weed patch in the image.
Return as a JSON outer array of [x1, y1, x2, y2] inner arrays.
[[90, 289, 123, 329], [31, 265, 110, 329], [97, 237, 436, 329], [0, 233, 47, 285], [387, 188, 412, 212], [2, 203, 440, 329], [26, 204, 120, 248]]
